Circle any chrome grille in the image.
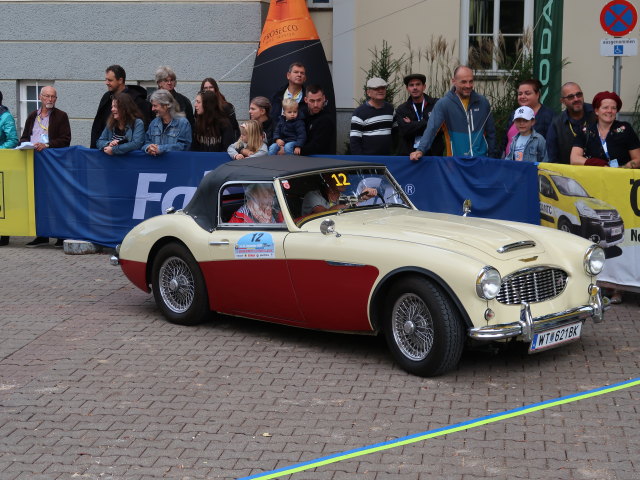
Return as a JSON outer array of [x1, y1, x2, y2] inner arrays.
[[596, 210, 618, 221], [496, 267, 568, 305]]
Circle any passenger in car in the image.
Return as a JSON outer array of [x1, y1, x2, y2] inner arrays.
[[228, 183, 284, 224], [301, 173, 377, 216]]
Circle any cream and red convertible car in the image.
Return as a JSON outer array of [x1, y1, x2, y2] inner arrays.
[[112, 157, 606, 376]]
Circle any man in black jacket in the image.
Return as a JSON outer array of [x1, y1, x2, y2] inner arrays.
[[90, 65, 151, 148], [395, 73, 444, 156], [546, 82, 595, 164], [270, 62, 307, 124], [294, 85, 336, 156]]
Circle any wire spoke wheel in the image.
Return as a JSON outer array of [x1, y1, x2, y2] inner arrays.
[[152, 243, 209, 325], [384, 277, 464, 377], [158, 256, 195, 313], [391, 293, 435, 361]]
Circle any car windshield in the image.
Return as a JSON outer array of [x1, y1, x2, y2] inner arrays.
[[551, 175, 589, 197], [279, 167, 411, 225]]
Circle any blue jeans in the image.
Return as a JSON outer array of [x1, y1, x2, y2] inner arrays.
[[268, 141, 296, 155]]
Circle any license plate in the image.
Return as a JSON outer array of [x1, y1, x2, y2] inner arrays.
[[611, 226, 622, 236], [529, 322, 582, 352]]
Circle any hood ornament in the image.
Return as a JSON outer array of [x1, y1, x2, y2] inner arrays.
[[462, 199, 472, 217]]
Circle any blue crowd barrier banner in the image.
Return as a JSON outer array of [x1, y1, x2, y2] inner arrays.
[[35, 147, 229, 246], [339, 155, 540, 224], [34, 148, 539, 247]]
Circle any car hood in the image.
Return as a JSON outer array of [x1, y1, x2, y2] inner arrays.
[[318, 209, 547, 261], [574, 196, 616, 211]]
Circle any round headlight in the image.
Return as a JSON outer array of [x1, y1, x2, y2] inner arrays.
[[476, 267, 502, 300], [584, 245, 605, 275]]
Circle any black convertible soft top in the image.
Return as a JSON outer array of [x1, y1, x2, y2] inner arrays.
[[183, 155, 383, 231]]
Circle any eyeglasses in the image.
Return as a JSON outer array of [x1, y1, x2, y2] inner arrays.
[[41, 94, 57, 99], [561, 91, 583, 101]]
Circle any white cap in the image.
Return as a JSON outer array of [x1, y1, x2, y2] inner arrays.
[[366, 77, 388, 89], [513, 106, 535, 121]]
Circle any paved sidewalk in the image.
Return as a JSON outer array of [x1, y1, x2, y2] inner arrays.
[[1, 237, 639, 480]]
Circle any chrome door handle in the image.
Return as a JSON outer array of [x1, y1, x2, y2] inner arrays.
[[209, 240, 230, 246]]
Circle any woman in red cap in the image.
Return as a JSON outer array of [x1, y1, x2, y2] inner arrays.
[[570, 91, 640, 168], [570, 91, 640, 305]]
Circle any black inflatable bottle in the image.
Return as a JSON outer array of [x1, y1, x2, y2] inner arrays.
[[249, 0, 336, 124]]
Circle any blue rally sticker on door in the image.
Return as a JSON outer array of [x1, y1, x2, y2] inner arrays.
[[234, 232, 275, 259]]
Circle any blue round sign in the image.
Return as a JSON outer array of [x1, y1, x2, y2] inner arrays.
[[601, 0, 638, 37]]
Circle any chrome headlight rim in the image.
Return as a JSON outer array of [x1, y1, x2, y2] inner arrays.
[[476, 266, 502, 300], [584, 244, 605, 276]]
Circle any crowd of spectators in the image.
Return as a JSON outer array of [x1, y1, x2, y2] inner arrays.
[[1, 61, 637, 167]]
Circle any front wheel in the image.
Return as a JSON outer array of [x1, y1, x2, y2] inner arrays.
[[151, 243, 210, 326], [557, 218, 573, 234], [383, 277, 464, 377]]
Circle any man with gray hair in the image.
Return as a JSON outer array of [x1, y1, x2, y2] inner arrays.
[[19, 86, 71, 248], [143, 89, 192, 155], [155, 66, 194, 128]]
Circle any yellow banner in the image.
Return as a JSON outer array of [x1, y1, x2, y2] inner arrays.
[[538, 163, 640, 287], [0, 150, 36, 236]]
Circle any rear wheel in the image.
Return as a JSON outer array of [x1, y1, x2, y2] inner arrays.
[[151, 243, 209, 325], [383, 277, 464, 376]]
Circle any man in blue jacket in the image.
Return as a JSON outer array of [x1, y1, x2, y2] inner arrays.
[[410, 66, 497, 161]]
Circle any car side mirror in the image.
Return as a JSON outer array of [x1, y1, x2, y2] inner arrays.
[[320, 219, 341, 237]]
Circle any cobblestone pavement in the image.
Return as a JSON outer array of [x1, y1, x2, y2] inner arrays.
[[1, 237, 639, 480]]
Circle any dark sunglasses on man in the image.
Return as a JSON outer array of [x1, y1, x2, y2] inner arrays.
[[561, 91, 583, 101]]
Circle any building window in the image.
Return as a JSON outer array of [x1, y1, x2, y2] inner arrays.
[[138, 81, 157, 100], [307, 0, 332, 9], [18, 81, 44, 129], [460, 0, 533, 72]]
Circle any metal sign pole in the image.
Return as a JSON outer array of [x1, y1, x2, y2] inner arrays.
[[613, 56, 622, 95]]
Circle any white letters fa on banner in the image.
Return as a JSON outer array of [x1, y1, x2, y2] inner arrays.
[[132, 172, 210, 220]]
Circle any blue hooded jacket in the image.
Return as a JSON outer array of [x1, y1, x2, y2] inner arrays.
[[416, 88, 497, 158], [0, 105, 19, 149]]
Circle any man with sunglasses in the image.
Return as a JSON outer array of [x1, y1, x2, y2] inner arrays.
[[546, 82, 595, 164]]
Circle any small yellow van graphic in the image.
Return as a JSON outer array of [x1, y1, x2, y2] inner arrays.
[[538, 170, 623, 248]]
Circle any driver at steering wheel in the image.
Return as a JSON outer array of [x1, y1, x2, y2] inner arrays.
[[301, 173, 377, 216]]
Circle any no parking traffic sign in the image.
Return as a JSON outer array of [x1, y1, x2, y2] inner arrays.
[[600, 0, 638, 37]]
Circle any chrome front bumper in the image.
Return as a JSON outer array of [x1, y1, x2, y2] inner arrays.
[[468, 284, 606, 342]]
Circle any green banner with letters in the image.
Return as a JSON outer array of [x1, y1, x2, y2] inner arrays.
[[533, 0, 564, 112]]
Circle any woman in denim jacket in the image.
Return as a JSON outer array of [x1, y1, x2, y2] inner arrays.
[[96, 93, 145, 155], [143, 89, 192, 155]]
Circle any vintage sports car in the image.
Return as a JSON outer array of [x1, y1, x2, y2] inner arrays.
[[112, 156, 606, 376]]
